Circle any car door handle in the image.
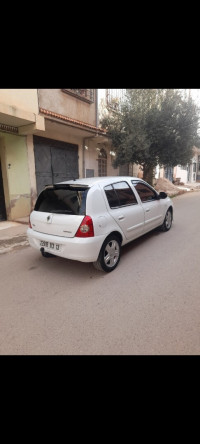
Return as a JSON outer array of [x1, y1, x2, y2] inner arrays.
[[146, 208, 150, 212], [118, 215, 125, 221]]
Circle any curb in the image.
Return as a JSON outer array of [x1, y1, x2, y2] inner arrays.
[[0, 235, 29, 254]]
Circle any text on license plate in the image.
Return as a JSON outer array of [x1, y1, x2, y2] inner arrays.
[[40, 241, 60, 251]]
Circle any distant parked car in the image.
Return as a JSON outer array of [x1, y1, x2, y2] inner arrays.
[[27, 176, 173, 272]]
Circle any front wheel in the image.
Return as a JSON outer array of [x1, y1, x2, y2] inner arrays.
[[93, 234, 121, 272], [160, 209, 172, 232]]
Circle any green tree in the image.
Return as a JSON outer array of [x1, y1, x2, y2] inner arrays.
[[101, 89, 200, 183]]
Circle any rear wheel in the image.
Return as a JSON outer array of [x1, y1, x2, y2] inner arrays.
[[160, 208, 172, 232], [93, 234, 121, 272]]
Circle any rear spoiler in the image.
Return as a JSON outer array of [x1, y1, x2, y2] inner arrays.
[[44, 184, 89, 190]]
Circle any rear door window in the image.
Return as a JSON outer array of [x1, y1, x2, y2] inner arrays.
[[104, 184, 119, 208], [34, 186, 89, 215], [104, 181, 138, 208]]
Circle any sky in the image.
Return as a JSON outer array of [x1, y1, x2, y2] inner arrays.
[[98, 89, 200, 106], [190, 89, 200, 106]]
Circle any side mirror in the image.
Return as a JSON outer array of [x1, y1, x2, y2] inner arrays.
[[159, 191, 168, 199]]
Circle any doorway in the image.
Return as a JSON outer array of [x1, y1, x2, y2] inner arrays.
[[0, 160, 6, 221]]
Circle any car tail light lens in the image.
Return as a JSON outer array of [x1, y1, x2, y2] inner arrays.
[[75, 216, 94, 237]]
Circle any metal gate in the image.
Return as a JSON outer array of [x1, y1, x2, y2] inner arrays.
[[164, 166, 173, 182], [0, 161, 6, 221], [33, 136, 79, 195]]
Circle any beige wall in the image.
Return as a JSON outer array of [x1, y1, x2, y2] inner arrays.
[[84, 139, 119, 177], [0, 136, 9, 215], [38, 89, 97, 127], [0, 89, 39, 114], [26, 135, 38, 210], [0, 132, 31, 220]]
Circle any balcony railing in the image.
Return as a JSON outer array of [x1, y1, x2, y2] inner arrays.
[[62, 89, 94, 103], [106, 89, 126, 109]]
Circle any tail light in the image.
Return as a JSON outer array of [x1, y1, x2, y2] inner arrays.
[[75, 215, 94, 237], [29, 214, 32, 229]]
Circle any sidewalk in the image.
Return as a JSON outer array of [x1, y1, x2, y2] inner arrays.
[[0, 218, 29, 254], [180, 182, 200, 190]]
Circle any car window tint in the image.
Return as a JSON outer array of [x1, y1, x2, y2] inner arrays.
[[35, 187, 88, 215], [104, 185, 119, 208], [113, 181, 138, 206], [104, 181, 137, 208], [133, 182, 157, 202]]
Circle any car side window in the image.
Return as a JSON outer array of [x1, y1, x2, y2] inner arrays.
[[104, 181, 138, 208], [104, 184, 119, 208], [132, 182, 157, 203]]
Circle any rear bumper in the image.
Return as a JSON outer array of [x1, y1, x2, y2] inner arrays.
[[27, 228, 104, 262]]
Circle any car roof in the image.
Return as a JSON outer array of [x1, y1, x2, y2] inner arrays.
[[57, 176, 141, 188]]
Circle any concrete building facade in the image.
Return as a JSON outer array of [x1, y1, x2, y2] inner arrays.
[[0, 89, 119, 222], [0, 89, 45, 221]]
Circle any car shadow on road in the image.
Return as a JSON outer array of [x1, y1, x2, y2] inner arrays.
[[26, 246, 105, 281], [25, 227, 163, 281], [120, 227, 162, 258]]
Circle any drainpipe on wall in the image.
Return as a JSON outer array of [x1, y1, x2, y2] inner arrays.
[[96, 89, 99, 127], [82, 91, 99, 178], [82, 137, 86, 178]]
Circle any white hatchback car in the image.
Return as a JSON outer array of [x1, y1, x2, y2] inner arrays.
[[27, 176, 173, 272]]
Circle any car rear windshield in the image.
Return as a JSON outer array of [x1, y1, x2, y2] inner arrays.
[[34, 186, 89, 215]]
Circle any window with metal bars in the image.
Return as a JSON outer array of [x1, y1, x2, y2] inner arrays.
[[106, 89, 126, 109], [62, 89, 94, 103]]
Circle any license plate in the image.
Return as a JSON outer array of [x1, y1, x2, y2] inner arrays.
[[40, 241, 60, 251]]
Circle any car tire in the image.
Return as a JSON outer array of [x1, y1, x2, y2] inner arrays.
[[93, 234, 121, 272], [160, 208, 172, 232]]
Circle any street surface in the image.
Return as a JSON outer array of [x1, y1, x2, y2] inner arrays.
[[0, 191, 200, 355]]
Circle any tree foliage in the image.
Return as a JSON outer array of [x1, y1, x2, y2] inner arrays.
[[101, 89, 200, 181]]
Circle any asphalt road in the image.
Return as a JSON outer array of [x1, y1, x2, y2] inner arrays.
[[1, 191, 200, 355]]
